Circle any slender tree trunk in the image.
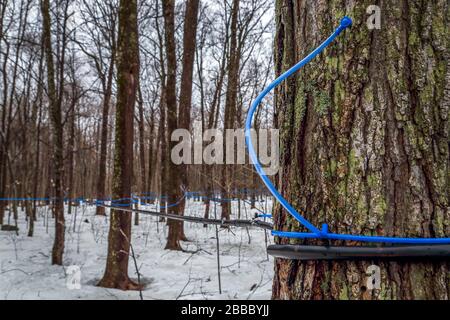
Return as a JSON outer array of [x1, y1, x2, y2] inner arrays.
[[137, 85, 146, 195], [98, 0, 140, 290], [158, 87, 167, 206], [155, 1, 167, 212], [0, 159, 6, 224], [221, 0, 240, 220], [67, 95, 76, 215], [29, 66, 43, 236], [96, 49, 116, 215], [163, 0, 182, 250], [135, 85, 146, 225], [147, 107, 155, 197], [202, 20, 229, 225], [29, 104, 42, 237], [272, 0, 449, 300], [0, 0, 8, 226], [177, 0, 200, 242], [41, 0, 65, 265]]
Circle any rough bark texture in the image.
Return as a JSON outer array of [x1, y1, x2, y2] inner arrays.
[[177, 0, 200, 241], [96, 50, 115, 216], [272, 0, 449, 300], [221, 0, 240, 220], [98, 0, 140, 290], [155, 2, 167, 207], [163, 0, 183, 251], [147, 106, 155, 195], [29, 46, 44, 237], [67, 98, 76, 215], [137, 85, 146, 195], [41, 0, 65, 265]]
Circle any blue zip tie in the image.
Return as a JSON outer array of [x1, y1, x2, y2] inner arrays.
[[244, 16, 450, 245]]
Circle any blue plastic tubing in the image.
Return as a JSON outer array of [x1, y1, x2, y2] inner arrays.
[[244, 17, 450, 245]]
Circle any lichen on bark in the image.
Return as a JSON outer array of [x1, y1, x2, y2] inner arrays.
[[272, 0, 449, 300]]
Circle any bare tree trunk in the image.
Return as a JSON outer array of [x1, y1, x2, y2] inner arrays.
[[158, 88, 167, 205], [272, 0, 449, 300], [177, 0, 200, 242], [29, 104, 42, 237], [96, 44, 116, 216], [221, 0, 240, 220], [163, 0, 182, 251], [137, 85, 146, 195], [154, 1, 167, 211], [41, 0, 65, 265], [66, 84, 77, 215], [147, 106, 156, 197], [200, 10, 230, 225], [29, 47, 44, 237], [0, 0, 8, 225], [98, 0, 140, 290]]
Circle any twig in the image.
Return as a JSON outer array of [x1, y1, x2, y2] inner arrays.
[[176, 273, 193, 300], [0, 268, 30, 275], [129, 242, 144, 301], [119, 229, 143, 300]]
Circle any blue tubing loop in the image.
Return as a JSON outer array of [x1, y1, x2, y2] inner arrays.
[[244, 16, 450, 245]]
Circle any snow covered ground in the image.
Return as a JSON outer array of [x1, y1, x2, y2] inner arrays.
[[0, 198, 274, 300]]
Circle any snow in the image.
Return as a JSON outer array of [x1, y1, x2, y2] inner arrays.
[[0, 198, 274, 300]]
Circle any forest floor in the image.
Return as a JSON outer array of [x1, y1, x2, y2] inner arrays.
[[0, 199, 274, 300]]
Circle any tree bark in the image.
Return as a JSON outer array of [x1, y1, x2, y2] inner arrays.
[[98, 0, 140, 290], [272, 0, 449, 300], [162, 0, 183, 251], [0, 0, 8, 225], [96, 38, 116, 216], [177, 0, 200, 242], [154, 1, 167, 208], [137, 85, 146, 195], [66, 82, 77, 215], [221, 0, 240, 220], [41, 0, 65, 265], [147, 106, 156, 196], [29, 44, 44, 237]]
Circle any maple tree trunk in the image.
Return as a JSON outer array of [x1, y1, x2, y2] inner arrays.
[[163, 0, 182, 251], [96, 49, 115, 216], [221, 0, 240, 220], [98, 0, 140, 290], [177, 0, 200, 241], [41, 0, 65, 265], [272, 0, 449, 300]]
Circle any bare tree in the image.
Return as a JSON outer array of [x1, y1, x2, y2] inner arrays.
[[98, 0, 140, 290], [176, 0, 200, 242], [221, 0, 240, 220], [77, 0, 118, 215], [162, 0, 182, 251], [41, 0, 66, 265]]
